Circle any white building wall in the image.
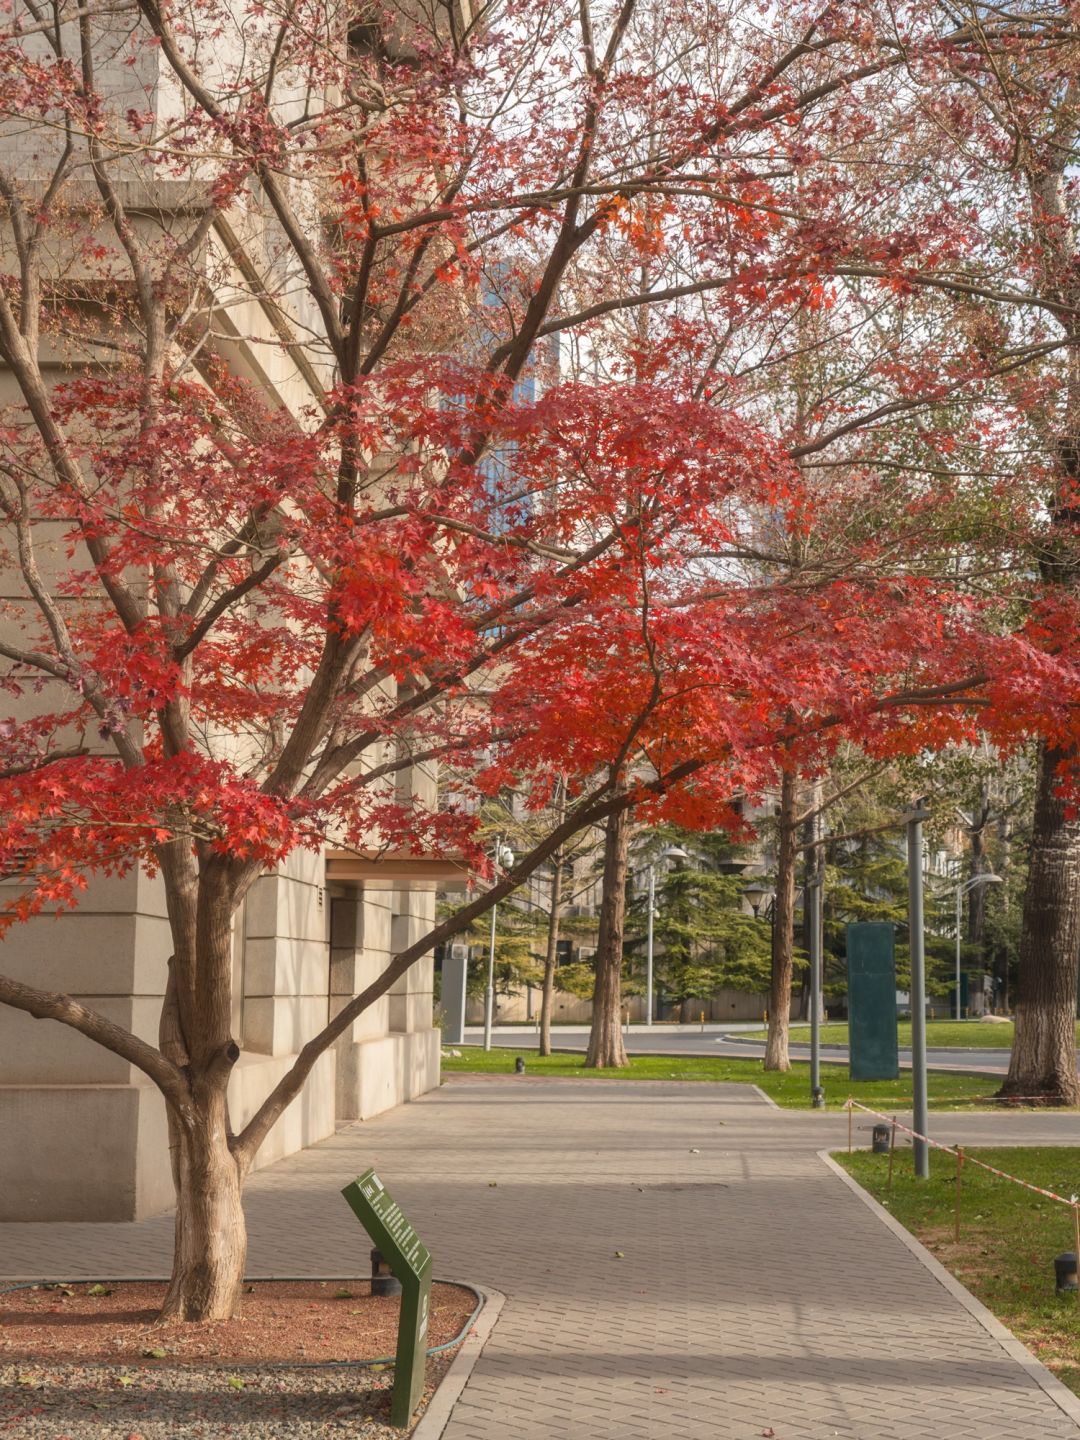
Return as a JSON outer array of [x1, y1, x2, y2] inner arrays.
[[0, 849, 440, 1221]]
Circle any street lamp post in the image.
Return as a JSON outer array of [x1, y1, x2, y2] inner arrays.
[[645, 864, 655, 1027], [954, 873, 1003, 1020], [743, 877, 822, 1106], [640, 845, 687, 1026], [482, 839, 515, 1052], [905, 798, 931, 1179], [808, 874, 824, 1108]]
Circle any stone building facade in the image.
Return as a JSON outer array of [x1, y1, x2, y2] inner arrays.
[[0, 844, 448, 1222], [0, 3, 459, 1222]]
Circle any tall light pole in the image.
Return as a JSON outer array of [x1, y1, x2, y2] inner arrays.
[[640, 845, 687, 1026], [954, 874, 1003, 1020], [645, 864, 655, 1027], [906, 798, 931, 1178], [808, 873, 824, 1107], [482, 839, 515, 1052]]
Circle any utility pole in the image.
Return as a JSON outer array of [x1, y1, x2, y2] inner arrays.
[[906, 799, 931, 1178], [645, 864, 655, 1027], [809, 873, 824, 1107]]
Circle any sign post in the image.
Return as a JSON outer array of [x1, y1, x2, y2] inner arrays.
[[342, 1168, 433, 1428]]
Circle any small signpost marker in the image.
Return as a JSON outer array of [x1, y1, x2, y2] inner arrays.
[[342, 1168, 433, 1428]]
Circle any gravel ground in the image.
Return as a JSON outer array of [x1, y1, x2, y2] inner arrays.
[[0, 1280, 475, 1365], [0, 1349, 459, 1438]]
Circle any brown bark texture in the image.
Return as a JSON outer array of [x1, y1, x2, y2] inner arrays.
[[585, 800, 630, 1068], [161, 1091, 247, 1321], [999, 139, 1080, 1102], [764, 768, 799, 1072], [1000, 741, 1080, 1104], [159, 861, 248, 1321]]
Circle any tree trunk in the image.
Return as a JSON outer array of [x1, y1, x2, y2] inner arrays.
[[586, 798, 630, 1069], [764, 768, 798, 1072], [161, 1090, 247, 1320], [158, 858, 248, 1320], [539, 852, 563, 1057], [999, 740, 1080, 1104], [1001, 157, 1080, 1100]]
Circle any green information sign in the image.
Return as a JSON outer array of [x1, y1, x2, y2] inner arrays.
[[342, 1168, 433, 1428], [847, 921, 900, 1081]]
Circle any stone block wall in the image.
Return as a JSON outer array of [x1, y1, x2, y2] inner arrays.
[[0, 850, 440, 1222]]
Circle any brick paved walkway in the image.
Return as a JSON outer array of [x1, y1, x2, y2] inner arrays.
[[3, 1078, 1079, 1439]]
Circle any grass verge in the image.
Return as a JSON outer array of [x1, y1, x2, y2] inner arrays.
[[440, 1046, 996, 1110], [743, 1020, 1080, 1049], [837, 1146, 1080, 1398]]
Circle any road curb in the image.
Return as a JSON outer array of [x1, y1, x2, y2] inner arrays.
[[819, 1150, 1080, 1432], [412, 1284, 506, 1439]]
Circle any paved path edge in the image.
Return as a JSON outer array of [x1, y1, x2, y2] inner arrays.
[[412, 1285, 506, 1440], [818, 1150, 1080, 1432]]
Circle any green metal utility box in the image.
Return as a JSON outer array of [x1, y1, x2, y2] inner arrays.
[[847, 921, 900, 1081]]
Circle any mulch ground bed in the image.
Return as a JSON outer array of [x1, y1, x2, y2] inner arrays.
[[0, 1279, 478, 1438]]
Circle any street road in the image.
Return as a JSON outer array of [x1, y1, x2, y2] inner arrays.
[[462, 1024, 1017, 1073]]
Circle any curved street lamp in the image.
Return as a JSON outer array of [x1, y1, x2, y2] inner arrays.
[[641, 844, 692, 1027], [954, 873, 1003, 1020], [482, 840, 516, 1052], [740, 879, 773, 920]]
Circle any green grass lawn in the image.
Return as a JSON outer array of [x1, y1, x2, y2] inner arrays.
[[839, 1146, 1080, 1397], [440, 1046, 998, 1110], [741, 1020, 1080, 1049]]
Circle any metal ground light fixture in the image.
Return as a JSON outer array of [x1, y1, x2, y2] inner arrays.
[[1055, 1253, 1078, 1294]]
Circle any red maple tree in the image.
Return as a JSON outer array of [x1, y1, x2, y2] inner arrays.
[[2, 0, 1079, 1319]]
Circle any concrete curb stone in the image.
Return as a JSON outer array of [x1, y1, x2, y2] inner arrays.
[[819, 1149, 1080, 1433], [413, 1286, 506, 1440]]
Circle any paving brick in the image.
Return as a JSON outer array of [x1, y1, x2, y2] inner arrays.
[[2, 1077, 1078, 1437]]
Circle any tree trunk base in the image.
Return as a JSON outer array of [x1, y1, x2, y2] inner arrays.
[[160, 1103, 248, 1322], [585, 1028, 629, 1068], [996, 1072, 1080, 1107], [763, 1016, 790, 1072]]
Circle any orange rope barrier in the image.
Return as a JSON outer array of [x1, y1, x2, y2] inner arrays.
[[844, 1098, 1079, 1210]]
